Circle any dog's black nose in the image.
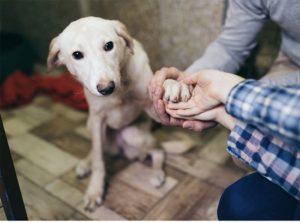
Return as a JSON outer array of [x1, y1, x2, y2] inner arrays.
[[97, 81, 115, 95]]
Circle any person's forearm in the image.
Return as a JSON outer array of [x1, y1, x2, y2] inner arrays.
[[217, 111, 237, 131], [261, 70, 300, 86], [227, 121, 299, 200], [185, 41, 241, 74], [225, 79, 300, 147], [185, 0, 266, 74]]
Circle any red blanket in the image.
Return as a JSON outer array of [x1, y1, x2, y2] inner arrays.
[[0, 71, 88, 111]]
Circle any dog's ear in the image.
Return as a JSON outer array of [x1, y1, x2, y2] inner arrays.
[[47, 36, 62, 72], [112, 20, 134, 55]]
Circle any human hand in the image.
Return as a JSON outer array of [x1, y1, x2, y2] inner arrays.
[[181, 120, 218, 132], [166, 84, 220, 117], [167, 105, 237, 130], [148, 67, 185, 126], [166, 70, 244, 117]]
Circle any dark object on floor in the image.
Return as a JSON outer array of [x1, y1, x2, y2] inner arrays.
[[0, 71, 88, 110], [0, 32, 36, 84], [0, 115, 28, 220]]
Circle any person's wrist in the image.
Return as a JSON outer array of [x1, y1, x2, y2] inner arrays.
[[216, 75, 244, 104], [215, 106, 237, 130]]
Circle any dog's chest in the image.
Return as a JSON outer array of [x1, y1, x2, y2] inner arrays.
[[105, 95, 144, 129]]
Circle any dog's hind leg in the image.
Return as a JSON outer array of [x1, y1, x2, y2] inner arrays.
[[118, 123, 166, 187], [144, 149, 166, 187]]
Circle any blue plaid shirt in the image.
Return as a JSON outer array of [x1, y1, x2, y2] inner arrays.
[[226, 80, 300, 200]]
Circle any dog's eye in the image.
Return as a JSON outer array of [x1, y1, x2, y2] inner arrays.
[[72, 51, 84, 60], [104, 41, 114, 51]]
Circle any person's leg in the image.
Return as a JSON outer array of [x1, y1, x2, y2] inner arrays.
[[293, 203, 300, 219], [261, 52, 300, 85], [231, 53, 300, 172], [217, 172, 299, 220], [263, 52, 299, 77]]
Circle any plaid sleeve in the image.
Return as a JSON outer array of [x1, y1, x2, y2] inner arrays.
[[228, 121, 300, 200], [225, 79, 300, 148]]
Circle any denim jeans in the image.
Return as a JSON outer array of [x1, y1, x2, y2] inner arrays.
[[217, 172, 300, 220]]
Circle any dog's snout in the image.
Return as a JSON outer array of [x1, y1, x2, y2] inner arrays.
[[97, 81, 115, 95]]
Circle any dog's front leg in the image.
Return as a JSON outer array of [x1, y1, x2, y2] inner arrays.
[[84, 114, 106, 212]]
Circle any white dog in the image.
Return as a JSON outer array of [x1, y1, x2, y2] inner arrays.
[[47, 16, 190, 211]]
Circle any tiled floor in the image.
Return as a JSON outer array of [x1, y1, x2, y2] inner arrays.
[[0, 95, 245, 220]]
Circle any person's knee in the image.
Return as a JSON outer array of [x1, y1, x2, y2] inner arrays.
[[217, 183, 246, 220], [217, 173, 261, 220], [217, 172, 297, 220]]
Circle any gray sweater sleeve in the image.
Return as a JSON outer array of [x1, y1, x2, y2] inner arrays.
[[185, 0, 268, 74], [261, 70, 300, 86]]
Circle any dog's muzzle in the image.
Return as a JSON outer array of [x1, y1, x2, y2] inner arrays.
[[97, 81, 115, 95]]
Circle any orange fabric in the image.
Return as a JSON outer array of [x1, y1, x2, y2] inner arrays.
[[0, 71, 88, 110]]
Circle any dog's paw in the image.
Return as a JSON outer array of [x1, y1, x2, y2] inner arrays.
[[83, 189, 103, 212], [163, 79, 180, 102], [149, 169, 166, 188], [76, 160, 91, 179], [163, 79, 191, 103], [180, 83, 192, 102]]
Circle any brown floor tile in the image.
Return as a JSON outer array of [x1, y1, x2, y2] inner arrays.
[[154, 126, 221, 156], [51, 103, 87, 123], [50, 132, 91, 159], [11, 151, 21, 162], [76, 203, 126, 220], [11, 105, 54, 128], [31, 95, 52, 109], [198, 129, 230, 164], [164, 164, 186, 181], [0, 207, 6, 220], [0, 109, 15, 120], [190, 185, 223, 220], [45, 179, 83, 207], [75, 126, 91, 140], [61, 168, 89, 193], [167, 155, 244, 189], [18, 175, 75, 220], [15, 159, 56, 186], [116, 162, 177, 198], [68, 211, 90, 220], [9, 133, 78, 176], [104, 179, 157, 220], [3, 117, 34, 136], [31, 116, 80, 140], [144, 176, 211, 220]]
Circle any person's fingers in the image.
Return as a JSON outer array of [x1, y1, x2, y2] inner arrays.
[[169, 117, 184, 126], [180, 73, 200, 85], [175, 107, 202, 117], [156, 67, 181, 81], [193, 109, 218, 121], [149, 71, 163, 101], [166, 108, 201, 122], [182, 120, 217, 132], [155, 99, 171, 125], [165, 108, 181, 119], [152, 67, 183, 101], [148, 82, 154, 101], [166, 100, 194, 110], [153, 87, 164, 104], [177, 75, 185, 81]]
